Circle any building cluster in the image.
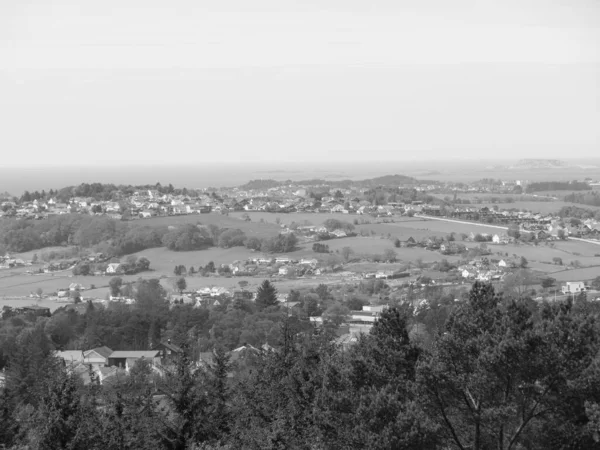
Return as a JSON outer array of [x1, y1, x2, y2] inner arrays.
[[55, 341, 186, 385], [444, 207, 600, 239], [0, 254, 29, 270]]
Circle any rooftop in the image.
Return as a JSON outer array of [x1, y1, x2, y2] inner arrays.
[[108, 351, 160, 359]]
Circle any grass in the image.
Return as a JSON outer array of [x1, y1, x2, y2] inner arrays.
[[387, 219, 505, 236], [138, 213, 282, 239], [2, 211, 599, 299], [549, 267, 600, 282], [470, 201, 600, 214]]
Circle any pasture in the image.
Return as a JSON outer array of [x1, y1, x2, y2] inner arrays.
[[139, 213, 281, 239], [393, 218, 505, 236], [485, 241, 600, 267], [470, 201, 600, 214], [3, 210, 600, 299], [131, 246, 260, 273], [550, 267, 600, 282]]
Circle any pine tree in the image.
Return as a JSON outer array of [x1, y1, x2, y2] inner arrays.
[[255, 279, 278, 310], [26, 371, 87, 449]]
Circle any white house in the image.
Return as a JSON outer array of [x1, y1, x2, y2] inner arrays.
[[492, 234, 509, 244], [106, 263, 122, 274], [562, 281, 585, 294], [462, 269, 477, 279], [83, 346, 113, 369]]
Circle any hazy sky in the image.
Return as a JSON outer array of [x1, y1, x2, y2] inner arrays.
[[0, 0, 598, 166]]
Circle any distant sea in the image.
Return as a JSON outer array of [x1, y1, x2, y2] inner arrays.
[[1, 159, 599, 196], [0, 161, 429, 195]]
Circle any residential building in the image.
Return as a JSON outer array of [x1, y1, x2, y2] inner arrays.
[[562, 282, 586, 294], [107, 350, 162, 369], [83, 346, 113, 369]]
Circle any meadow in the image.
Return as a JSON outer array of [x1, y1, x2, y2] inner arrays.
[[469, 201, 600, 214], [139, 213, 281, 239], [550, 267, 600, 282], [3, 210, 600, 301]]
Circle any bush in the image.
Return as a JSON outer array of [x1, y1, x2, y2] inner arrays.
[[261, 234, 297, 253], [218, 229, 247, 248], [323, 219, 355, 233], [312, 243, 330, 253], [162, 224, 212, 251]]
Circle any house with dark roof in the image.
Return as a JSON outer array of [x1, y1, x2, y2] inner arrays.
[[107, 350, 161, 369], [157, 340, 184, 364]]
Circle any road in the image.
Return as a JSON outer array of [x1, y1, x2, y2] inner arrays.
[[414, 214, 509, 231]]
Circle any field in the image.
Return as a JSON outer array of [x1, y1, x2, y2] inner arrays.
[[3, 210, 600, 302], [393, 218, 505, 236], [470, 201, 600, 214], [550, 267, 600, 282], [139, 213, 281, 239]]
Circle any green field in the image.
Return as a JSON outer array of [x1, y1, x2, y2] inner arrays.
[[470, 201, 600, 214], [2, 210, 600, 300], [550, 267, 600, 282], [140, 213, 281, 239], [392, 218, 504, 236]]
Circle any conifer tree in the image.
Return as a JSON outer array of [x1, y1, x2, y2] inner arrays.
[[255, 279, 278, 310]]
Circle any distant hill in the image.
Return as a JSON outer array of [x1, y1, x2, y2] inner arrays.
[[350, 174, 418, 188], [510, 159, 569, 170], [239, 179, 284, 190], [239, 174, 419, 190]]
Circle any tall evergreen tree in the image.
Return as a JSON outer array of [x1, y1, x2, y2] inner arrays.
[[255, 280, 278, 310], [416, 282, 600, 450]]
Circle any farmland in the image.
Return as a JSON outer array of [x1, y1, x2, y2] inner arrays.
[[138, 213, 281, 239], [470, 201, 600, 214], [3, 208, 600, 308]]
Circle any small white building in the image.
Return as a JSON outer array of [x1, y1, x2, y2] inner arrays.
[[106, 263, 122, 274], [562, 281, 585, 294]]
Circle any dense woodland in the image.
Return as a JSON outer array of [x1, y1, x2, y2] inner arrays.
[[564, 191, 600, 208], [0, 214, 297, 256], [526, 181, 590, 192], [558, 205, 600, 220], [2, 281, 600, 449], [15, 183, 202, 204]]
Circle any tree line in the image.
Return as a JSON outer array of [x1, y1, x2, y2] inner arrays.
[[0, 215, 297, 255], [527, 180, 590, 192]]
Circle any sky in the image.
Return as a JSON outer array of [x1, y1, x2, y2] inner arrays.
[[0, 0, 598, 167]]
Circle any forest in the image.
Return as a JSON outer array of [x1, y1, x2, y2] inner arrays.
[[527, 181, 590, 192], [564, 191, 600, 208], [2, 281, 600, 449], [0, 214, 297, 256]]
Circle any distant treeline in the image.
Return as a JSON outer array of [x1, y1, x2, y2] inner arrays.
[[0, 214, 296, 255], [527, 181, 590, 192], [564, 191, 600, 208], [241, 174, 419, 191], [15, 182, 209, 203], [558, 205, 600, 220]]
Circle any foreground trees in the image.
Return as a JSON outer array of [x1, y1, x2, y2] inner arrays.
[[2, 282, 600, 449], [417, 282, 600, 449]]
